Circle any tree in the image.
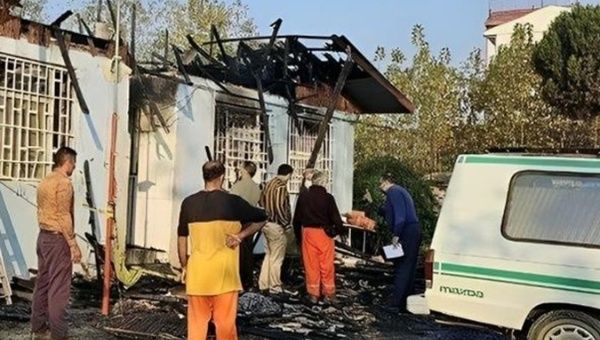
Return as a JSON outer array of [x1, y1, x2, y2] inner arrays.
[[533, 5, 600, 119], [18, 0, 47, 21], [469, 24, 551, 148], [60, 0, 256, 60], [357, 25, 462, 174]]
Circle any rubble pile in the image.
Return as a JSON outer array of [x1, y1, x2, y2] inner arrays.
[[238, 292, 282, 317], [238, 251, 397, 339]]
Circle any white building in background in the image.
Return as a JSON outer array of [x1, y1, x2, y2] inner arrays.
[[484, 5, 571, 63]]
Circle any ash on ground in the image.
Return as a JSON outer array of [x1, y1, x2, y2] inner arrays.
[[0, 254, 503, 340]]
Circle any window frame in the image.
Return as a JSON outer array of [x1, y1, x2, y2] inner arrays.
[[213, 104, 268, 190], [501, 169, 600, 249], [287, 115, 334, 195], [0, 52, 75, 182]]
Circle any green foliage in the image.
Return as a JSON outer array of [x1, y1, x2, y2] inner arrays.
[[357, 25, 461, 174], [533, 5, 600, 119], [19, 0, 47, 21], [53, 0, 256, 60], [358, 23, 600, 180], [353, 156, 438, 244]]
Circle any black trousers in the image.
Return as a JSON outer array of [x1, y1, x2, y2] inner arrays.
[[239, 237, 255, 291], [391, 224, 422, 310]]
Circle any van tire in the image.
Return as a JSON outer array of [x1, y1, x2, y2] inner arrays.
[[527, 310, 600, 340]]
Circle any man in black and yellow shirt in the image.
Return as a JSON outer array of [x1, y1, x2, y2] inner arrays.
[[177, 161, 267, 340]]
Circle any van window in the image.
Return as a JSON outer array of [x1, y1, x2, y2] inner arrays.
[[503, 171, 600, 247]]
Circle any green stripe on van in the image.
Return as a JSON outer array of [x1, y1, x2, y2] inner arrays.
[[439, 262, 600, 292], [464, 155, 600, 168], [439, 272, 600, 296]]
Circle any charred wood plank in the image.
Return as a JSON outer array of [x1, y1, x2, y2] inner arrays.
[[172, 45, 192, 85], [76, 15, 98, 56], [205, 146, 212, 161], [50, 10, 73, 27], [105, 0, 117, 30], [187, 35, 222, 65], [305, 51, 353, 169], [254, 74, 274, 164], [268, 18, 283, 51], [211, 25, 231, 66], [53, 29, 90, 114]]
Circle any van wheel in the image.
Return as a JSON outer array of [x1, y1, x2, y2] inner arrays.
[[527, 310, 600, 340]]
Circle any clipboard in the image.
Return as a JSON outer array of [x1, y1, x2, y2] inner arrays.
[[383, 244, 404, 260]]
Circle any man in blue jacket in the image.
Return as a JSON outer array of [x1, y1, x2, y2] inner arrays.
[[378, 173, 422, 312]]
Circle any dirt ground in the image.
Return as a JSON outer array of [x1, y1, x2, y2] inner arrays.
[[0, 308, 504, 340], [0, 257, 505, 339]]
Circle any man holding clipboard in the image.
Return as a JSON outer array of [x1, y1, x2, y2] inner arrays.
[[370, 173, 422, 313]]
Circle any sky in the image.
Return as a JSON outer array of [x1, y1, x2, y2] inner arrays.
[[45, 0, 600, 68], [247, 0, 489, 66]]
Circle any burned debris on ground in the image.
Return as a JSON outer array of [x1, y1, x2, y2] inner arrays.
[[1, 247, 503, 339]]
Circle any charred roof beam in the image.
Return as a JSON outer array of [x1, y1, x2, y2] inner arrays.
[[50, 10, 73, 27], [52, 21, 90, 115], [76, 14, 98, 56], [172, 45, 193, 85], [306, 49, 353, 170], [186, 34, 223, 66], [50, 10, 91, 114]]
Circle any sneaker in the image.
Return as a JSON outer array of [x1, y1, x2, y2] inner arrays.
[[307, 295, 319, 304], [282, 287, 299, 296], [269, 287, 283, 295]]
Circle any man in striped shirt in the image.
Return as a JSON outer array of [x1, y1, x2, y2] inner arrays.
[[258, 164, 294, 293]]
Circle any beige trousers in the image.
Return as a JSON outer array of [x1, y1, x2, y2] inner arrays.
[[258, 222, 287, 291]]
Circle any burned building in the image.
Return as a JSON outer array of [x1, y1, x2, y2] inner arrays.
[[0, 0, 413, 286]]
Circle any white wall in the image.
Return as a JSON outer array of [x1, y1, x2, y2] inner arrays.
[[133, 77, 358, 262], [484, 6, 570, 63], [332, 113, 356, 214], [0, 37, 130, 279], [133, 77, 216, 265]]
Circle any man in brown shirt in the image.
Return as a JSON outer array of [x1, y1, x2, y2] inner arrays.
[[31, 146, 81, 340], [230, 161, 263, 291]]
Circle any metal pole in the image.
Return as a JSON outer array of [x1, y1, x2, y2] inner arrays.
[[102, 0, 121, 317]]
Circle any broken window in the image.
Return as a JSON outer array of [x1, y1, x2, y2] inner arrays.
[[0, 53, 74, 181], [214, 105, 268, 190], [288, 117, 334, 194]]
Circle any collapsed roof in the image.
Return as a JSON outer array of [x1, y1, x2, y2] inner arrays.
[[139, 22, 414, 115]]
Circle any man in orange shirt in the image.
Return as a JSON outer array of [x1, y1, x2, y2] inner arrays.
[[31, 147, 82, 340], [178, 161, 267, 339]]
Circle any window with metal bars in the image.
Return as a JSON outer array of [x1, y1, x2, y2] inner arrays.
[[0, 53, 74, 181], [288, 117, 334, 194], [213, 105, 268, 190]]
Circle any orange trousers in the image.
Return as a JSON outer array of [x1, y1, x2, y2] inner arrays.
[[188, 292, 238, 340], [302, 227, 335, 298]]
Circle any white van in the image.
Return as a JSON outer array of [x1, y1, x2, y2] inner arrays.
[[410, 153, 600, 339]]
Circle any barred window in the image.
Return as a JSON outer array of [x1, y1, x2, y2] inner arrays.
[[0, 53, 74, 181], [288, 117, 333, 194], [503, 171, 600, 248], [214, 106, 268, 190]]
